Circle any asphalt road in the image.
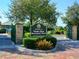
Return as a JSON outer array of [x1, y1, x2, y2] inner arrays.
[[52, 35, 69, 40]]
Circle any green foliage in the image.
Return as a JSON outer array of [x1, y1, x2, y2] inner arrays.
[[66, 25, 72, 39], [23, 38, 37, 49], [62, 2, 79, 25], [24, 32, 30, 38], [36, 39, 53, 50], [11, 25, 16, 43], [47, 31, 52, 35], [39, 35, 57, 47], [77, 25, 79, 40], [47, 31, 54, 35], [54, 26, 66, 34], [23, 35, 57, 50], [9, 0, 58, 26], [0, 29, 6, 33], [23, 26, 30, 36], [23, 22, 30, 32], [23, 21, 30, 37]]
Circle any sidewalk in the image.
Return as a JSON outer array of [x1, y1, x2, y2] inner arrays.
[[0, 48, 79, 59]]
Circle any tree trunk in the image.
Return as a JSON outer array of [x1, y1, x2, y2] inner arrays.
[[30, 13, 32, 25]]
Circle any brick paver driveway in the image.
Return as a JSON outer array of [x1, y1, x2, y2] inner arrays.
[[0, 48, 79, 59], [0, 34, 79, 59]]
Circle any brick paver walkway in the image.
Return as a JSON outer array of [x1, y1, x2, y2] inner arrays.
[[0, 34, 79, 59], [0, 48, 79, 59]]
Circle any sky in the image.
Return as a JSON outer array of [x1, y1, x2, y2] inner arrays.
[[0, 0, 79, 27]]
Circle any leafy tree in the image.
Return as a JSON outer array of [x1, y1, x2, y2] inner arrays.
[[62, 2, 79, 25], [8, 0, 58, 26]]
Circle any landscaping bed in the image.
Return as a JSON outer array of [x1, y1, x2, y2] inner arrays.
[[23, 35, 57, 50]]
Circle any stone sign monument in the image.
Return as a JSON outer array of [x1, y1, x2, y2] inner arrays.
[[31, 23, 47, 36]]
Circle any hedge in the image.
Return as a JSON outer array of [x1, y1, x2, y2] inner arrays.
[[23, 35, 57, 50]]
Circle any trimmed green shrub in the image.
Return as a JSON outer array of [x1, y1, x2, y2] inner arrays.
[[23, 38, 37, 49]]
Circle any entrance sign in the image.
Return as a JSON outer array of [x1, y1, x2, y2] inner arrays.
[[31, 23, 47, 36]]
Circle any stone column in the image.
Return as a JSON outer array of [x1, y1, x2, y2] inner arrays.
[[16, 22, 23, 44], [72, 25, 77, 40]]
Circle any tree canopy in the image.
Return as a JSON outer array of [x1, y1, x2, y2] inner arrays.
[[8, 0, 58, 26], [62, 2, 79, 25]]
